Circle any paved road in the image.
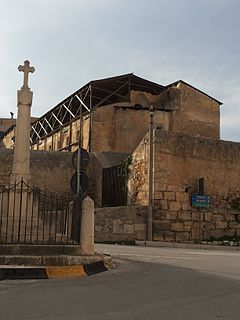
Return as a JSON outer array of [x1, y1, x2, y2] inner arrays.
[[1, 244, 240, 320], [96, 243, 240, 280]]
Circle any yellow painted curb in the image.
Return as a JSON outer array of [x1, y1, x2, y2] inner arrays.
[[46, 266, 87, 279]]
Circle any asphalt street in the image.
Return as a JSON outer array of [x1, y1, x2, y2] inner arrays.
[[1, 244, 240, 320]]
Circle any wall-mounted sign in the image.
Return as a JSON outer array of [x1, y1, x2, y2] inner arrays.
[[191, 195, 210, 208]]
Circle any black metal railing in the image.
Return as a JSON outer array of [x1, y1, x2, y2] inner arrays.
[[0, 180, 77, 245]]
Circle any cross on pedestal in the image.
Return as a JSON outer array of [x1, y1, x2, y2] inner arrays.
[[18, 60, 35, 89]]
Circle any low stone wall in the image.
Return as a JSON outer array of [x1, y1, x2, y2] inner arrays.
[[154, 189, 240, 242], [95, 206, 147, 242]]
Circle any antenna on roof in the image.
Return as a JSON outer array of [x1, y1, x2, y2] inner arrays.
[[10, 112, 14, 119]]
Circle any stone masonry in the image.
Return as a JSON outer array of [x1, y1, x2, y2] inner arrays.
[[129, 128, 240, 242]]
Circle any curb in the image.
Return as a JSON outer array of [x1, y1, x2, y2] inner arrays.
[[0, 260, 108, 281], [135, 240, 240, 251]]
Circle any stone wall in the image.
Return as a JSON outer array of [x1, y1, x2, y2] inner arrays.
[[129, 128, 240, 242], [0, 148, 74, 194], [91, 102, 170, 154], [170, 82, 220, 139], [95, 205, 147, 242], [31, 115, 90, 152], [0, 149, 115, 206]]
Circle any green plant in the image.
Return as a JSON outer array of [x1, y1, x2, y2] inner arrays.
[[120, 155, 132, 194]]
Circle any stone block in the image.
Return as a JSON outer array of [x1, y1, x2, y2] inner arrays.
[[178, 212, 191, 221], [124, 224, 134, 234], [204, 222, 216, 230], [192, 213, 200, 221], [134, 223, 146, 232], [215, 221, 228, 229], [154, 232, 164, 241], [159, 200, 168, 210], [154, 209, 167, 220], [191, 228, 199, 240], [167, 185, 178, 192], [210, 229, 225, 238], [164, 192, 176, 201], [176, 192, 189, 202], [181, 202, 191, 211], [183, 223, 192, 232], [113, 219, 123, 233], [171, 222, 184, 232], [95, 225, 103, 232], [203, 230, 210, 240], [166, 211, 178, 220], [212, 214, 223, 222], [169, 201, 181, 212], [204, 212, 213, 222], [154, 221, 170, 231], [229, 222, 238, 229], [176, 232, 190, 242], [225, 214, 237, 222], [135, 231, 146, 240], [223, 229, 236, 237], [154, 191, 164, 200], [164, 231, 175, 241]]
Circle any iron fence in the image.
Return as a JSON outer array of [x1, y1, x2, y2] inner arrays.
[[0, 180, 77, 245]]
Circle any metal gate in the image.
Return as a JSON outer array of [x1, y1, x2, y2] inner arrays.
[[102, 165, 127, 207], [0, 180, 77, 245]]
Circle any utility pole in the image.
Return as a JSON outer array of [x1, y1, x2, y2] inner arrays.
[[148, 106, 154, 241]]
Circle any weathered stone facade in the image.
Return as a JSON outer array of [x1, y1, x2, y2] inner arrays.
[[0, 148, 74, 194], [95, 205, 147, 242], [129, 128, 240, 242]]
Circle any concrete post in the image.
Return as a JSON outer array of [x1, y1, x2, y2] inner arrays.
[[80, 196, 94, 255]]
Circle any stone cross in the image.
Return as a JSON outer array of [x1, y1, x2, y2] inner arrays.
[[18, 60, 35, 89], [11, 60, 35, 185]]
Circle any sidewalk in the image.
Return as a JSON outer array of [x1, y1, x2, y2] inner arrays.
[[135, 240, 240, 251]]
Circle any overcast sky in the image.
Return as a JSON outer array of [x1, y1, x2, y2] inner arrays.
[[0, 0, 239, 141]]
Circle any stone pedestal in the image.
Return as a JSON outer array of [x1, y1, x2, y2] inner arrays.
[[80, 197, 94, 255]]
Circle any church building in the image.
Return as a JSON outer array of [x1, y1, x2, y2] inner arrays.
[[1, 73, 240, 243]]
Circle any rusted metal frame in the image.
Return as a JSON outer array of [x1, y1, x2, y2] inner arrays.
[[91, 94, 113, 104], [51, 111, 63, 126], [30, 122, 39, 141], [31, 113, 87, 149], [32, 125, 41, 139], [129, 81, 161, 94], [128, 74, 131, 92], [63, 103, 75, 118], [82, 85, 90, 102], [39, 120, 48, 135], [44, 117, 54, 131], [56, 104, 67, 124], [74, 86, 90, 116], [61, 108, 70, 125], [75, 94, 90, 112], [93, 85, 125, 99], [94, 81, 129, 108]]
